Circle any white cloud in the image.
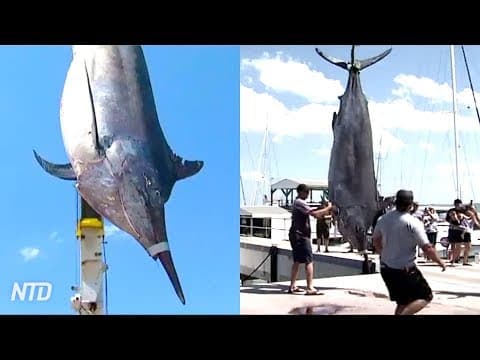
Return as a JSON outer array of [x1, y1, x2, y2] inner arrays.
[[393, 74, 480, 108], [104, 223, 122, 238], [20, 247, 40, 262], [49, 231, 63, 243], [436, 161, 480, 177], [369, 98, 479, 133], [241, 51, 480, 202], [313, 148, 330, 157], [240, 85, 338, 139], [373, 129, 406, 157], [272, 135, 284, 144], [393, 74, 452, 104], [241, 54, 480, 142], [241, 85, 405, 155], [241, 170, 273, 183], [241, 170, 262, 181], [419, 142, 435, 152], [241, 54, 344, 104], [244, 76, 254, 85]]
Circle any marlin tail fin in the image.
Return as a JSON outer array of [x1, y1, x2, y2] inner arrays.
[[316, 46, 392, 71]]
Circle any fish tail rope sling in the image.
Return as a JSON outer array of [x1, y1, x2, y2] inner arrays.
[[102, 235, 109, 315]]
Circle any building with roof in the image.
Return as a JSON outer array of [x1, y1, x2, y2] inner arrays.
[[270, 178, 329, 207]]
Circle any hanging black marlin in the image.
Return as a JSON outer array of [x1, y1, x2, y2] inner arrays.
[[33, 45, 204, 304], [315, 45, 391, 273]]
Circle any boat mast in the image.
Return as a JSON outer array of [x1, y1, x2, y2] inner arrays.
[[251, 122, 270, 205], [376, 136, 383, 195], [240, 175, 247, 206], [450, 45, 461, 199]]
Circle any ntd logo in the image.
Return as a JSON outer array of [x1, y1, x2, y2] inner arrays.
[[11, 282, 52, 302]]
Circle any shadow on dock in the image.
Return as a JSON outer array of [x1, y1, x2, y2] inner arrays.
[[240, 283, 343, 295], [434, 290, 480, 299]]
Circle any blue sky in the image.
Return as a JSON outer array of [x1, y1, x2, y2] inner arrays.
[[241, 45, 480, 206], [0, 45, 239, 315]]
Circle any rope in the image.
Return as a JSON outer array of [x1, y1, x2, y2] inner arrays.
[[102, 236, 109, 315], [241, 246, 274, 286], [75, 187, 79, 294], [461, 46, 480, 125], [460, 46, 479, 201]]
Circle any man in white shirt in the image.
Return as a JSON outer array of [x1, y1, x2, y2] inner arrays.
[[373, 189, 446, 315]]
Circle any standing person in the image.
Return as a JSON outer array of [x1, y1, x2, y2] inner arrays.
[[461, 204, 480, 265], [446, 199, 468, 265], [423, 207, 439, 261], [316, 200, 332, 253], [288, 184, 333, 295], [373, 189, 446, 315]]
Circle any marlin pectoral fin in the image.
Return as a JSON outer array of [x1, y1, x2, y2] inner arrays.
[[357, 48, 392, 71], [33, 150, 77, 180], [175, 159, 204, 181], [315, 48, 349, 70]]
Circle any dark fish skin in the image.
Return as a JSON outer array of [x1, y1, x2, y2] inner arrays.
[[316, 46, 391, 273], [34, 46, 204, 304]]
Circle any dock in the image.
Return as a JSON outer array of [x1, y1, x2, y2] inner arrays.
[[241, 259, 480, 315], [241, 236, 480, 315]]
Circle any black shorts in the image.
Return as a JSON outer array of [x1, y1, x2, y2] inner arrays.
[[426, 232, 437, 245], [380, 265, 433, 306], [448, 229, 467, 243], [316, 224, 329, 240], [289, 231, 313, 264]]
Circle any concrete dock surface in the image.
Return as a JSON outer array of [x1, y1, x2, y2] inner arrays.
[[241, 260, 480, 315]]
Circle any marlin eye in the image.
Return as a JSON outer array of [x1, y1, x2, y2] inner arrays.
[[155, 190, 160, 197]]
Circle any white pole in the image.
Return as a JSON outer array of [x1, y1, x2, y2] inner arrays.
[[376, 136, 383, 194], [450, 45, 461, 199], [251, 126, 268, 205]]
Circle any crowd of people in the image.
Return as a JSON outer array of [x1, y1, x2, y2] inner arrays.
[[444, 199, 480, 265], [407, 198, 480, 265], [286, 183, 479, 314]]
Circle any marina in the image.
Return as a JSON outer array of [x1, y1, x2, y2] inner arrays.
[[240, 45, 480, 315], [240, 200, 480, 314]]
